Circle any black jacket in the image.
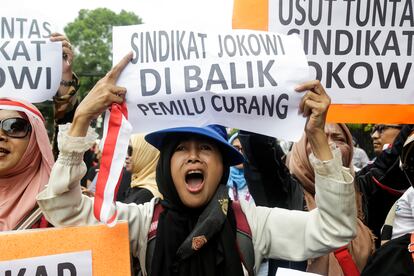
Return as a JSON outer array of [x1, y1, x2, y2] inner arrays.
[[238, 131, 306, 274], [238, 131, 303, 210], [357, 125, 413, 247]]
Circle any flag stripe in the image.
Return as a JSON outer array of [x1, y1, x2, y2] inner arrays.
[[94, 105, 123, 222], [94, 102, 131, 225], [100, 112, 130, 221], [0, 101, 44, 121]]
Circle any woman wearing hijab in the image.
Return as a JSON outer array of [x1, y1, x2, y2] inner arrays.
[[227, 132, 252, 203], [0, 32, 79, 231], [37, 54, 357, 275], [0, 99, 54, 230], [123, 133, 163, 204], [287, 123, 375, 275]]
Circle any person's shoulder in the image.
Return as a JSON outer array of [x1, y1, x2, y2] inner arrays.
[[404, 186, 414, 198]]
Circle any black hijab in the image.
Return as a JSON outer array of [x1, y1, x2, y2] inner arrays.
[[150, 134, 244, 276]]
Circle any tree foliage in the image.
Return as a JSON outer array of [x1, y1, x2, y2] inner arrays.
[[64, 8, 142, 97]]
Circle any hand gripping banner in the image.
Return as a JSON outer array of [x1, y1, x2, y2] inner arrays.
[[94, 102, 132, 225]]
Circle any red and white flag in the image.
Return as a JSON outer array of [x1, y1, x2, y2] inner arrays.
[[94, 102, 132, 226]]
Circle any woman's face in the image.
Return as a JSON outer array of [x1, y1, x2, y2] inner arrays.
[[305, 123, 351, 167], [325, 123, 351, 167], [231, 138, 244, 169], [0, 110, 31, 176], [170, 137, 224, 208]]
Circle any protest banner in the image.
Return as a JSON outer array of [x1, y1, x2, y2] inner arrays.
[[232, 0, 414, 123], [0, 222, 131, 275], [0, 12, 62, 103], [113, 25, 309, 142], [93, 25, 309, 225]]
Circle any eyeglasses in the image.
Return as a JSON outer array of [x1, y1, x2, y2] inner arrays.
[[371, 124, 402, 135], [0, 118, 32, 138]]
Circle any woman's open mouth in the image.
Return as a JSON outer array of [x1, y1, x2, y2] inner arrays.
[[0, 147, 10, 157], [185, 170, 205, 193]]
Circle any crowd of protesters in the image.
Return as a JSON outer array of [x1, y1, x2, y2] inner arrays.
[[1, 31, 414, 276]]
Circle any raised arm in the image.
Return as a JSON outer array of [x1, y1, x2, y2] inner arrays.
[[37, 53, 153, 260], [69, 52, 132, 137], [295, 80, 332, 161], [241, 81, 357, 271], [50, 33, 81, 159]]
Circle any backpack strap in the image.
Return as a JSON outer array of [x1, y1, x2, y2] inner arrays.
[[381, 200, 398, 246], [148, 203, 164, 241], [334, 245, 360, 276], [232, 201, 255, 276], [13, 206, 44, 230], [371, 176, 405, 196], [233, 201, 252, 238], [146, 203, 164, 275]]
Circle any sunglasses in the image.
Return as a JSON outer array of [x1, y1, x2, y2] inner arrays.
[[371, 124, 402, 135], [0, 117, 32, 138]]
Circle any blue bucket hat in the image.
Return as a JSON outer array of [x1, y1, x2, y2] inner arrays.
[[145, 125, 244, 166]]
